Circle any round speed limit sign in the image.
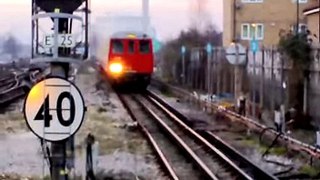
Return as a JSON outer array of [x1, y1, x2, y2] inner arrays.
[[24, 77, 85, 141]]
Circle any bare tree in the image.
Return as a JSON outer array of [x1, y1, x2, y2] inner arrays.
[[2, 35, 21, 58], [160, 25, 222, 82], [189, 0, 211, 33]]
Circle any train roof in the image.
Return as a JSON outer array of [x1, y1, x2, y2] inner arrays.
[[111, 31, 151, 39]]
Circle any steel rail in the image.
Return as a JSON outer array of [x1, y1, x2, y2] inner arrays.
[[135, 95, 219, 180], [151, 79, 320, 159], [146, 90, 277, 180], [117, 93, 179, 180], [144, 93, 254, 180]]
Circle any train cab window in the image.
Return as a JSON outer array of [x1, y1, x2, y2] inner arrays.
[[128, 40, 135, 53], [112, 40, 124, 53], [139, 40, 150, 53]]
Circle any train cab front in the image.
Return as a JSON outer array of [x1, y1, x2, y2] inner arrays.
[[106, 60, 151, 87], [106, 35, 154, 89]]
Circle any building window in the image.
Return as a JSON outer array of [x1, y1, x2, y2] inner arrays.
[[290, 23, 308, 33], [241, 23, 264, 40], [292, 0, 308, 3], [256, 24, 264, 39], [241, 24, 250, 39], [242, 0, 263, 3]]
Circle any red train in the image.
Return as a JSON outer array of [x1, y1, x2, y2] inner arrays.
[[104, 32, 154, 89]]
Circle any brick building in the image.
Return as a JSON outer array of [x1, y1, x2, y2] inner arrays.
[[223, 0, 317, 47]]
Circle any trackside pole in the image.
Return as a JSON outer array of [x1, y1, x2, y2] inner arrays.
[[51, 64, 70, 180], [30, 1, 90, 179]]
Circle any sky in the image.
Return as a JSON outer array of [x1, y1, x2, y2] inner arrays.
[[0, 0, 223, 44]]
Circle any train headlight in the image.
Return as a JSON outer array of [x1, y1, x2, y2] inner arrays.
[[109, 63, 123, 74]]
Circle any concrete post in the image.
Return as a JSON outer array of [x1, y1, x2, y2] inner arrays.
[[252, 51, 256, 119], [260, 48, 265, 108], [217, 49, 221, 96], [182, 54, 185, 85], [234, 44, 241, 103], [271, 48, 275, 111]]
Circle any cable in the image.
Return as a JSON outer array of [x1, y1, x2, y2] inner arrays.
[[259, 127, 295, 177], [259, 127, 275, 144], [40, 139, 53, 176], [261, 131, 282, 158]]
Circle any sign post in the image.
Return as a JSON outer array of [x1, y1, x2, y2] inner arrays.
[[181, 45, 186, 85], [226, 43, 246, 105], [30, 1, 90, 178]]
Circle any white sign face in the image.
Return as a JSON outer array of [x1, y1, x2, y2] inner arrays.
[[24, 77, 85, 141], [44, 34, 75, 48], [226, 43, 246, 65]]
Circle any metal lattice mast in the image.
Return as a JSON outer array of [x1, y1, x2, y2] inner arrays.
[[31, 1, 90, 179]]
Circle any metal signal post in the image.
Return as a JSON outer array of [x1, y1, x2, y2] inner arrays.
[[31, 1, 90, 179]]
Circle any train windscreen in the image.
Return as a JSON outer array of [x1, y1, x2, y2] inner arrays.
[[128, 40, 135, 53], [139, 40, 150, 53], [112, 40, 124, 53]]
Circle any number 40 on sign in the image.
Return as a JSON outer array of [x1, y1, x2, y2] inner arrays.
[[24, 77, 85, 142]]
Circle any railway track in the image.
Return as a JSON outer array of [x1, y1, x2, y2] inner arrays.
[[151, 79, 320, 160], [117, 90, 277, 180], [0, 70, 43, 107]]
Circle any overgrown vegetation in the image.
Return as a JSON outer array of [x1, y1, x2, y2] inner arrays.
[[1, 35, 22, 58], [278, 30, 314, 129], [279, 31, 312, 68], [299, 164, 320, 177]]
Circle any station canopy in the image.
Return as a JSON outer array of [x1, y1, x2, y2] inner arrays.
[[35, 0, 85, 13]]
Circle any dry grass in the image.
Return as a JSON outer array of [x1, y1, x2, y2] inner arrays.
[[0, 111, 27, 133], [76, 106, 151, 156]]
